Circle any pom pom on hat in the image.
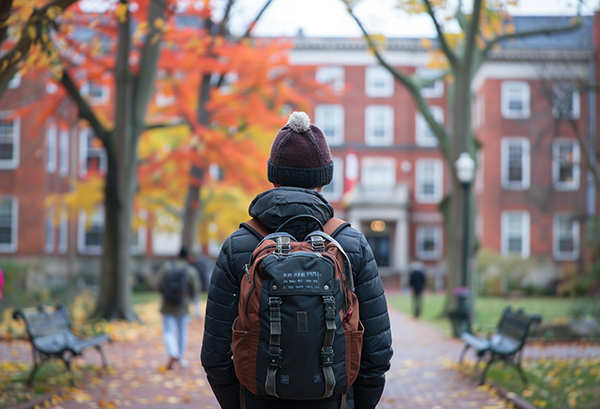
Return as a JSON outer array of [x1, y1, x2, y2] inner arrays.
[[267, 111, 333, 188], [287, 111, 311, 133]]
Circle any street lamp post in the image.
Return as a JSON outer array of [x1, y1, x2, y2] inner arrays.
[[449, 152, 476, 337], [455, 152, 476, 288]]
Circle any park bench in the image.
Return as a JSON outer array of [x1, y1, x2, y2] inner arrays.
[[458, 306, 541, 385], [13, 304, 111, 385]]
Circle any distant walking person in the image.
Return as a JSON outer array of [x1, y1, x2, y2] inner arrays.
[[156, 248, 200, 369], [408, 259, 427, 318], [183, 247, 213, 318]]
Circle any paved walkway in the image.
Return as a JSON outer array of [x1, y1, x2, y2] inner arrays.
[[3, 305, 600, 409]]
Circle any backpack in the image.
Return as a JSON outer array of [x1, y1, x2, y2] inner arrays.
[[233, 215, 363, 400], [160, 261, 189, 306]]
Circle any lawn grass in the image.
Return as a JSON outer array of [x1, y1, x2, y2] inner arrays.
[[483, 358, 600, 409], [387, 292, 583, 333]]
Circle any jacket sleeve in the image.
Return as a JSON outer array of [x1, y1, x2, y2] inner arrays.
[[345, 232, 393, 409], [200, 236, 242, 409]]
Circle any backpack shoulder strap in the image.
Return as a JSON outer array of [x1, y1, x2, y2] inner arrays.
[[240, 218, 271, 239], [324, 217, 350, 238]]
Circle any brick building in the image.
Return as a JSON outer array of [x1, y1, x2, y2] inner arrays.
[[0, 15, 597, 290]]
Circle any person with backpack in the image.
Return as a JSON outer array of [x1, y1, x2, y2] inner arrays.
[[201, 112, 393, 408], [156, 247, 200, 370], [408, 257, 427, 319]]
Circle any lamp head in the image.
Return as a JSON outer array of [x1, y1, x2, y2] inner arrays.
[[454, 152, 475, 183]]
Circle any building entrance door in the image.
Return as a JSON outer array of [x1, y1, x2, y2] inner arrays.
[[365, 236, 391, 267]]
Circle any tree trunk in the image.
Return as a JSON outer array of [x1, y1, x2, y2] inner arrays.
[[94, 162, 135, 320], [442, 72, 476, 314], [181, 73, 212, 250]]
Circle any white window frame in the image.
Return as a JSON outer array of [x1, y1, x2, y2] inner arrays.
[[417, 68, 444, 98], [365, 105, 394, 146], [501, 137, 530, 190], [501, 81, 530, 119], [45, 207, 55, 254], [553, 83, 580, 120], [415, 225, 443, 260], [0, 113, 20, 170], [316, 66, 344, 93], [361, 157, 396, 195], [78, 208, 104, 255], [0, 196, 18, 253], [415, 106, 444, 147], [46, 121, 57, 173], [81, 82, 110, 105], [59, 129, 69, 177], [501, 211, 530, 258], [553, 213, 580, 261], [365, 66, 394, 97], [315, 105, 344, 146], [79, 128, 107, 176], [415, 158, 443, 203], [552, 139, 580, 191], [321, 157, 344, 202], [130, 211, 147, 255], [58, 210, 68, 254]]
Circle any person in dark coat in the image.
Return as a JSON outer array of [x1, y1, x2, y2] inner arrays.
[[201, 112, 393, 409], [408, 259, 427, 318]]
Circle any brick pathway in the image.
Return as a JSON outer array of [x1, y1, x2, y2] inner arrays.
[[3, 305, 600, 409]]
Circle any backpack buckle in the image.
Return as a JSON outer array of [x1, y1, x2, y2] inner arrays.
[[275, 236, 291, 256], [321, 346, 334, 367], [267, 346, 282, 367], [310, 235, 325, 251]]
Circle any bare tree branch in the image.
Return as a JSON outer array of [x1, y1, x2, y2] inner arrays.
[[422, 0, 458, 68], [346, 6, 450, 157], [463, 0, 483, 72], [0, 0, 79, 95], [218, 0, 235, 36], [59, 69, 110, 147], [482, 19, 582, 57], [241, 0, 274, 39], [133, 0, 166, 141]]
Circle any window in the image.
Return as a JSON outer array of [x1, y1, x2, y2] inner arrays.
[[501, 81, 530, 119], [315, 105, 344, 145], [501, 138, 530, 190], [553, 83, 580, 119], [8, 73, 21, 89], [415, 159, 443, 203], [316, 66, 344, 93], [79, 128, 106, 175], [130, 211, 147, 255], [45, 208, 55, 254], [365, 105, 394, 146], [553, 214, 579, 260], [59, 129, 69, 177], [0, 113, 20, 169], [46, 121, 57, 173], [78, 208, 104, 255], [417, 68, 444, 98], [81, 82, 110, 104], [553, 139, 580, 190], [361, 157, 396, 194], [415, 106, 444, 147], [501, 211, 530, 258], [58, 211, 68, 254], [321, 157, 343, 202], [365, 66, 394, 97], [0, 196, 17, 253], [416, 225, 442, 259]]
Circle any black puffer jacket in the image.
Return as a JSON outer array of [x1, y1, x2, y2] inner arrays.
[[201, 187, 393, 409]]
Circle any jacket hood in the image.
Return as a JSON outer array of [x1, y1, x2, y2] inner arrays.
[[248, 187, 334, 240]]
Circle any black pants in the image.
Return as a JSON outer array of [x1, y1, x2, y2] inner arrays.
[[412, 291, 423, 318]]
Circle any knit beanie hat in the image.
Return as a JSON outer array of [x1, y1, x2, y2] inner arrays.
[[268, 112, 334, 189]]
